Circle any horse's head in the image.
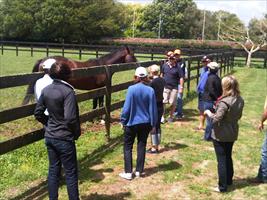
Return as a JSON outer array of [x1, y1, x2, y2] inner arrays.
[[124, 46, 137, 63]]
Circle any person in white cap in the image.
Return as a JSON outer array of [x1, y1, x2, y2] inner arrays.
[[120, 66, 158, 180], [202, 61, 222, 141], [34, 58, 56, 101]]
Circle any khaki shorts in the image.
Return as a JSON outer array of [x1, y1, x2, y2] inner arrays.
[[163, 88, 178, 105]]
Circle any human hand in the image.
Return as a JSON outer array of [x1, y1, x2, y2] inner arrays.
[[258, 122, 264, 131], [204, 110, 211, 117], [151, 127, 156, 135]]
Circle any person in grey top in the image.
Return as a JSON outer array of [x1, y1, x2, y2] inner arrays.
[[204, 75, 244, 192]]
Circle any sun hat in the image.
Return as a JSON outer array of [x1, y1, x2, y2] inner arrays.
[[135, 67, 148, 78], [207, 61, 219, 70], [173, 49, 181, 55], [42, 58, 56, 69], [166, 51, 174, 57], [150, 64, 160, 72]]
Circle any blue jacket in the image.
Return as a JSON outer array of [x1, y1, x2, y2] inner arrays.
[[197, 66, 209, 94], [121, 82, 158, 127]]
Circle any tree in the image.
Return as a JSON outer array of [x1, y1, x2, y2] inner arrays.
[[139, 0, 195, 39], [219, 16, 266, 67], [0, 0, 129, 42]]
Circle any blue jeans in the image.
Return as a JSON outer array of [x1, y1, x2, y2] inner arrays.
[[258, 131, 267, 182], [123, 123, 151, 173], [175, 85, 183, 117], [203, 101, 214, 141], [45, 137, 79, 200], [213, 140, 234, 192]]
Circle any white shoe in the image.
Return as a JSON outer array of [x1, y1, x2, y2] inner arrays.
[[119, 172, 132, 180], [161, 116, 165, 123], [100, 119, 105, 125], [135, 171, 145, 178]]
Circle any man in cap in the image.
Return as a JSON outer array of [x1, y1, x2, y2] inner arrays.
[[202, 61, 222, 141], [35, 58, 56, 101], [173, 49, 186, 119], [34, 58, 56, 115], [195, 56, 211, 131], [120, 67, 157, 180], [161, 52, 184, 123]]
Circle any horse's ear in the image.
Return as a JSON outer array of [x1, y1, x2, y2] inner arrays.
[[124, 45, 131, 54]]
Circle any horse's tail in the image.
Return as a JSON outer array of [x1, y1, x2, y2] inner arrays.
[[22, 59, 42, 105]]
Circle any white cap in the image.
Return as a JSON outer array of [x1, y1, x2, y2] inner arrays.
[[150, 64, 160, 72], [207, 61, 219, 70], [42, 58, 56, 69], [135, 67, 148, 78]]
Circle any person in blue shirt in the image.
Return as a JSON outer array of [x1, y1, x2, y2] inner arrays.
[[120, 67, 158, 180], [195, 56, 211, 131]]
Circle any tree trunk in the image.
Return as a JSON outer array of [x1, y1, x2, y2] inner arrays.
[[246, 51, 252, 67]]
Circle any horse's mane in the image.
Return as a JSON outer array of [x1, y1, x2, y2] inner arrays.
[[89, 47, 127, 64]]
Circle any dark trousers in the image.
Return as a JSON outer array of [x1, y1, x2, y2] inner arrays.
[[45, 137, 79, 200], [93, 96, 104, 109], [213, 140, 234, 192], [123, 123, 151, 173]]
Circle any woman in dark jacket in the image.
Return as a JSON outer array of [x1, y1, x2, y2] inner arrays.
[[34, 62, 81, 200], [204, 75, 244, 192]]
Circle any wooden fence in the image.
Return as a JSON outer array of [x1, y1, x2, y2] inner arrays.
[[0, 51, 234, 155], [1, 41, 266, 67]]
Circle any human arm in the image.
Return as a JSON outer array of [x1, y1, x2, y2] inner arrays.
[[64, 91, 81, 140], [34, 94, 48, 125], [120, 89, 132, 126], [179, 78, 184, 93], [259, 105, 267, 131], [204, 101, 228, 124]]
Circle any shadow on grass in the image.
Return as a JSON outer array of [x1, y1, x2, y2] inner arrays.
[[10, 180, 48, 200], [10, 134, 124, 200], [227, 177, 264, 192], [160, 142, 188, 153], [81, 191, 131, 200], [144, 160, 182, 177]]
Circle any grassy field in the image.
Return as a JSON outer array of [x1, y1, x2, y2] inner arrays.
[[0, 51, 267, 199]]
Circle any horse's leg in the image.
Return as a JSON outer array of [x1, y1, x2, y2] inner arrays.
[[93, 98, 98, 109], [99, 96, 104, 107]]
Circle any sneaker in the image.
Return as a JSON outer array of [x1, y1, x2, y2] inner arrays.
[[119, 172, 132, 180], [161, 116, 165, 123], [146, 149, 159, 154], [135, 171, 145, 178], [175, 114, 184, 120], [100, 119, 105, 125]]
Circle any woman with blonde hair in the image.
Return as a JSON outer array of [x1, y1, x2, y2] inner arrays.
[[204, 75, 244, 192]]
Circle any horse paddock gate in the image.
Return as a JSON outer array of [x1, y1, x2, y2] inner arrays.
[[0, 52, 234, 155]]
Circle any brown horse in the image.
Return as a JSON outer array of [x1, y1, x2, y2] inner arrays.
[[22, 46, 137, 105]]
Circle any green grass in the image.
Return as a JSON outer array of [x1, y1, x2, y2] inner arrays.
[[0, 51, 267, 199]]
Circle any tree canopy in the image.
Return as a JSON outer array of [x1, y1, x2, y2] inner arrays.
[[0, 0, 265, 43]]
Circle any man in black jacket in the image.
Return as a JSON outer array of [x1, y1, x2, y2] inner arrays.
[[34, 62, 81, 200], [202, 62, 222, 141]]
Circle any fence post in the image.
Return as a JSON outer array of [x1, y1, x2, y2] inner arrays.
[[16, 45, 18, 56], [96, 50, 99, 58], [46, 45, 49, 57], [1, 43, 3, 55], [151, 53, 154, 60], [196, 60, 200, 86], [187, 58, 191, 94], [104, 65, 112, 141], [31, 45, 33, 57], [62, 46, 64, 57], [79, 48, 82, 60], [264, 55, 267, 68]]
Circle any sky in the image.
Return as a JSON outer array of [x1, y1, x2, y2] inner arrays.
[[118, 0, 267, 26]]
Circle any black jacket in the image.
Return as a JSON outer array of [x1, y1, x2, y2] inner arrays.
[[202, 73, 222, 102], [34, 79, 81, 141]]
